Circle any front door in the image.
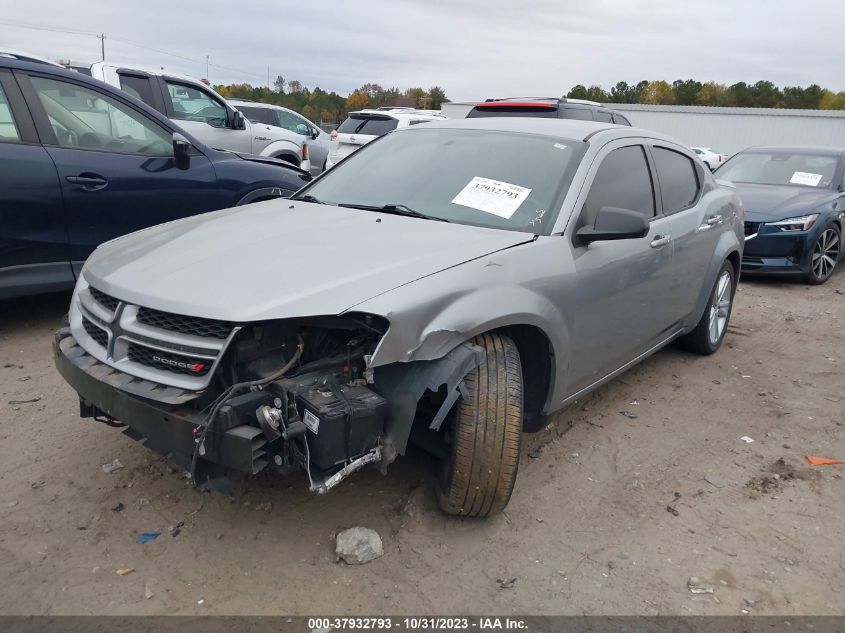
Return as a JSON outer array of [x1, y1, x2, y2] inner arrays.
[[0, 72, 71, 297], [20, 72, 221, 272], [566, 142, 676, 395]]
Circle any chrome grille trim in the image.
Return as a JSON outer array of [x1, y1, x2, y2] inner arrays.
[[68, 277, 241, 393]]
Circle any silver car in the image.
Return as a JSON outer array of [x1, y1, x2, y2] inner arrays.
[[54, 118, 743, 517]]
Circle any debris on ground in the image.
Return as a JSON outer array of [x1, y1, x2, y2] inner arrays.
[[805, 455, 843, 466], [101, 459, 124, 474], [170, 521, 184, 537], [336, 527, 384, 565], [527, 446, 543, 459], [740, 436, 755, 443], [111, 502, 125, 513], [255, 501, 273, 512], [145, 583, 154, 600], [8, 396, 42, 405], [136, 531, 161, 544], [687, 576, 715, 594], [619, 410, 638, 419], [116, 568, 135, 576], [704, 474, 726, 488], [496, 577, 517, 590], [747, 457, 820, 495], [666, 492, 681, 516]]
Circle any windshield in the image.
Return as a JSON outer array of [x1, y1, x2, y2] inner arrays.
[[716, 151, 839, 188], [336, 115, 398, 137], [301, 128, 586, 234]]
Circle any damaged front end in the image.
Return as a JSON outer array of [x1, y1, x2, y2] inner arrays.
[[54, 285, 482, 494]]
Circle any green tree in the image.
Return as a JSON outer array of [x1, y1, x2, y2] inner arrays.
[[273, 75, 286, 94], [583, 85, 609, 102], [672, 79, 703, 106], [346, 91, 369, 111], [782, 84, 823, 109], [428, 86, 448, 109], [750, 81, 781, 108], [567, 84, 589, 100], [695, 82, 729, 106], [820, 90, 845, 110]]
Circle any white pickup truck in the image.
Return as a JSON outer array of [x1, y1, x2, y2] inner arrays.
[[87, 62, 310, 171]]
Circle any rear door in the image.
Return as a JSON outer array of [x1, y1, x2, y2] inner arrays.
[[566, 141, 676, 394], [159, 78, 253, 153], [333, 114, 397, 160], [0, 70, 71, 297], [650, 143, 721, 321], [18, 71, 220, 273]]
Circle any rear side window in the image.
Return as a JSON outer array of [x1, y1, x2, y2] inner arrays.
[[581, 145, 655, 226], [337, 115, 398, 136], [562, 106, 593, 121], [653, 147, 700, 213], [118, 74, 156, 109], [0, 82, 21, 143], [595, 110, 613, 123], [613, 113, 632, 126], [236, 106, 275, 126]]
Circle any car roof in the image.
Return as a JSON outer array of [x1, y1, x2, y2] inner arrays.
[[396, 116, 675, 144], [743, 145, 845, 156]]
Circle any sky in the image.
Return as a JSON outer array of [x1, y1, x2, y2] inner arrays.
[[1, 0, 841, 101]]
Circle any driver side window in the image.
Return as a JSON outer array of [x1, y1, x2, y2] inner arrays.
[[164, 81, 228, 128], [30, 76, 173, 155], [274, 109, 311, 136]]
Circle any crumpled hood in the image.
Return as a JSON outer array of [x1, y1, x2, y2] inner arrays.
[[84, 201, 534, 321], [732, 183, 838, 222]]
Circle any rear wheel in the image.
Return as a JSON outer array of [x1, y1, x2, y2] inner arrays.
[[436, 332, 523, 518], [804, 223, 840, 285], [677, 260, 735, 355]]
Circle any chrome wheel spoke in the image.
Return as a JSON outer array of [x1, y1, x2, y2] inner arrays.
[[708, 272, 731, 344]]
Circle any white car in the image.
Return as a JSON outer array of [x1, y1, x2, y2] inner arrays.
[[87, 63, 310, 171], [228, 100, 330, 175], [692, 147, 727, 171], [326, 107, 447, 170]]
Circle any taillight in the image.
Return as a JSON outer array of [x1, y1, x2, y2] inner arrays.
[[330, 130, 338, 141], [302, 143, 309, 160]]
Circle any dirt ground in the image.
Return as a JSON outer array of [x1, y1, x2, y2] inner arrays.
[[0, 271, 843, 616]]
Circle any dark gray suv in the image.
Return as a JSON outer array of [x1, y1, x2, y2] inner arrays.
[[467, 97, 632, 125]]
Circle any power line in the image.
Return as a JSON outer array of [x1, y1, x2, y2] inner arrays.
[[0, 19, 267, 81]]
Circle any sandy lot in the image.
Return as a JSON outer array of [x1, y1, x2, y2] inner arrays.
[[0, 271, 843, 616]]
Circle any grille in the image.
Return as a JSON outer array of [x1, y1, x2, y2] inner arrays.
[[136, 307, 233, 339], [744, 221, 760, 237], [82, 317, 108, 348], [127, 343, 212, 376], [89, 287, 119, 312]]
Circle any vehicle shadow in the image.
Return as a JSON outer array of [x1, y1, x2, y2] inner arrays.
[[0, 291, 71, 334]]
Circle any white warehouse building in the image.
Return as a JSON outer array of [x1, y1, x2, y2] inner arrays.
[[440, 102, 845, 156]]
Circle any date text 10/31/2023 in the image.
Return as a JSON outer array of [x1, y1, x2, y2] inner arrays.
[[306, 617, 528, 630]]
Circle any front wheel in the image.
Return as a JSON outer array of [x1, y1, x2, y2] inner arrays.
[[804, 223, 841, 285], [436, 332, 523, 518], [677, 260, 736, 355]]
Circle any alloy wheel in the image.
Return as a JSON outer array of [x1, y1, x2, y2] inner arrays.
[[708, 271, 732, 345], [811, 228, 840, 280]]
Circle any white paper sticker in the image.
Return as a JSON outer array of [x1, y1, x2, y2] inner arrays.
[[789, 171, 822, 186], [451, 176, 532, 219], [303, 409, 320, 435]]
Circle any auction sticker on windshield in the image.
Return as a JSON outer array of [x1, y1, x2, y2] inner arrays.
[[789, 171, 823, 186], [451, 176, 532, 219]]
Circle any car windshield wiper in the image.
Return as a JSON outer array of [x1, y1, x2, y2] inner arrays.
[[290, 194, 327, 204], [337, 203, 450, 222]]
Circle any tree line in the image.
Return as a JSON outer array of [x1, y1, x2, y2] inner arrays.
[[214, 76, 449, 124], [567, 80, 845, 110]]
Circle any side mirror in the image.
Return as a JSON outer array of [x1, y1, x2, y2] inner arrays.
[[310, 128, 319, 140], [576, 206, 649, 244], [231, 110, 246, 130], [173, 134, 191, 169]]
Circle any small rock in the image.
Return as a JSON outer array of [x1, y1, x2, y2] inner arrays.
[[607, 560, 617, 570], [744, 598, 756, 607], [145, 584, 154, 600], [527, 446, 543, 459], [619, 410, 638, 419], [6, 500, 18, 508], [688, 576, 715, 594], [336, 527, 384, 565], [102, 459, 124, 474], [137, 497, 150, 507], [496, 577, 517, 590], [111, 502, 125, 512], [255, 501, 273, 513]]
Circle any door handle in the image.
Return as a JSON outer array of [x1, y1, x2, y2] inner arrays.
[[697, 214, 723, 232], [66, 173, 108, 191], [650, 234, 671, 248]]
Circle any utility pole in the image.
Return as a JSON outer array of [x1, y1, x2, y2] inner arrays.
[[98, 33, 105, 61], [205, 55, 209, 82]]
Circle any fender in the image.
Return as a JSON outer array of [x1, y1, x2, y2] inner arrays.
[[236, 187, 287, 206], [258, 139, 302, 162], [686, 229, 742, 331]]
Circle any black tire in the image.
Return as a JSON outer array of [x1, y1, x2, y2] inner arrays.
[[677, 260, 736, 355], [436, 332, 523, 518], [803, 223, 841, 285]]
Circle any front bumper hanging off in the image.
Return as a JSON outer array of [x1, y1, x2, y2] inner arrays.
[[53, 329, 269, 481]]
